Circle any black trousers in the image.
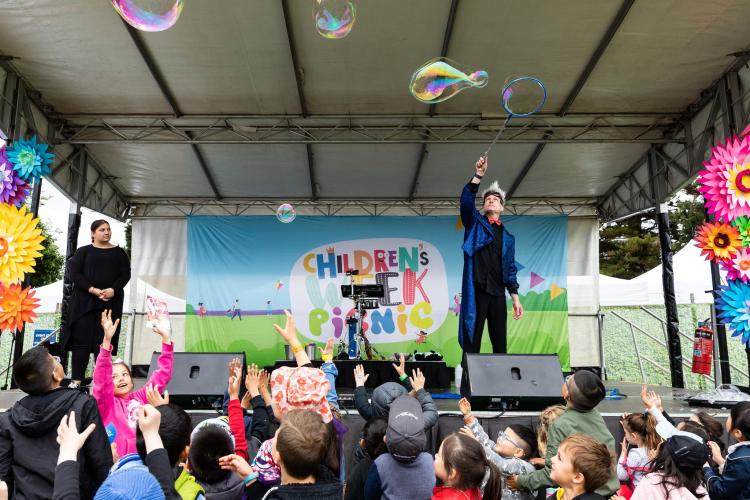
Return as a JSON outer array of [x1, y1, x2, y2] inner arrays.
[[460, 286, 508, 397], [69, 310, 104, 381]]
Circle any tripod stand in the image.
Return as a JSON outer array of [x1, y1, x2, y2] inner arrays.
[[339, 271, 384, 360]]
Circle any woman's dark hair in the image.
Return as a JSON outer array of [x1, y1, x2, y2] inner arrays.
[[730, 401, 750, 440], [693, 412, 724, 441], [649, 438, 707, 498], [91, 219, 110, 232], [440, 433, 501, 499], [363, 417, 388, 459], [90, 219, 110, 243]]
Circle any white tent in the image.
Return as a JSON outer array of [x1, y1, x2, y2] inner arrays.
[[599, 243, 714, 306]]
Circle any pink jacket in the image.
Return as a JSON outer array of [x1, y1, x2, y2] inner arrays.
[[631, 473, 709, 500], [92, 342, 174, 456]]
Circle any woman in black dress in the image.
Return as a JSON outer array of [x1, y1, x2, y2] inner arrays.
[[62, 220, 131, 385]]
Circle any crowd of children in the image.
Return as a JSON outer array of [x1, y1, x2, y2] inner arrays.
[[0, 309, 749, 499]]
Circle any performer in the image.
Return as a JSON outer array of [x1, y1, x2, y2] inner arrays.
[[458, 156, 523, 397], [62, 220, 131, 387]]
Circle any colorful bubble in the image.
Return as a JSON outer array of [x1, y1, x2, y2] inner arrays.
[[409, 57, 488, 104], [276, 204, 296, 224], [111, 0, 183, 32], [501, 76, 547, 116], [314, 0, 357, 39]]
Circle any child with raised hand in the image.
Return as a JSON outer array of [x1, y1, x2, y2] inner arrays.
[[433, 432, 502, 500], [93, 309, 174, 456], [458, 397, 536, 499], [617, 412, 662, 495], [185, 362, 250, 499], [0, 345, 112, 499], [249, 310, 345, 486], [702, 401, 750, 499], [613, 434, 709, 500], [52, 405, 182, 500]]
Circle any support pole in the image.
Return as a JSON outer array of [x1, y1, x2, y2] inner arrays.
[[656, 202, 684, 388], [59, 149, 87, 374], [707, 206, 732, 384]]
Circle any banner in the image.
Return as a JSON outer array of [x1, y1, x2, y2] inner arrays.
[[186, 215, 569, 369]]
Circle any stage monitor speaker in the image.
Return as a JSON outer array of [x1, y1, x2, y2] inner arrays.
[[147, 352, 245, 409], [466, 353, 565, 411]]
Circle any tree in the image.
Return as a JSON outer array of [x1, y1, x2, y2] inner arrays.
[[124, 219, 132, 259], [599, 182, 705, 279], [29, 220, 64, 288]]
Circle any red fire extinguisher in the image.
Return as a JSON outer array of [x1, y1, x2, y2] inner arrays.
[[692, 323, 714, 375]]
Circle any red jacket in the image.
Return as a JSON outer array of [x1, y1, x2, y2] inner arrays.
[[432, 486, 483, 499]]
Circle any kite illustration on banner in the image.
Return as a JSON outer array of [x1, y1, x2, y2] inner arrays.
[[530, 272, 545, 289]]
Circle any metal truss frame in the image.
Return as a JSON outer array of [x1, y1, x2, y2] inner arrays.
[[597, 52, 750, 221], [0, 59, 130, 220], [129, 197, 596, 218], [57, 112, 681, 145]]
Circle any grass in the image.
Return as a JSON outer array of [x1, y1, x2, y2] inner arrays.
[[602, 304, 749, 389]]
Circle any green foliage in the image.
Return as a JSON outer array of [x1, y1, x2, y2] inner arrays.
[[124, 219, 132, 259], [600, 183, 705, 279], [29, 220, 64, 288]]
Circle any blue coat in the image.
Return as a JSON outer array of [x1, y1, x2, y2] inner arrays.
[[704, 441, 750, 499], [458, 182, 519, 348]]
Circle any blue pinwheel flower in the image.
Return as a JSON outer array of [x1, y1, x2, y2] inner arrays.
[[716, 279, 750, 346], [5, 135, 54, 181]]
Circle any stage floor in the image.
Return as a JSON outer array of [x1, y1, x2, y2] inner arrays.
[[0, 381, 727, 416]]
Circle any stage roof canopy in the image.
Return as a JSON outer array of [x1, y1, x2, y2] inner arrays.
[[1, 0, 749, 219]]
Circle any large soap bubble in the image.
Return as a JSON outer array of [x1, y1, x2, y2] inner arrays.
[[111, 0, 183, 32], [409, 57, 488, 104], [314, 0, 357, 39]]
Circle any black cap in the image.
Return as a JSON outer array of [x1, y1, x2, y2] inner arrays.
[[385, 396, 426, 463], [568, 370, 605, 411], [666, 435, 708, 471]]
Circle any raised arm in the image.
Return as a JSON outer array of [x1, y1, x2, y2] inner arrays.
[[92, 310, 118, 403], [460, 157, 487, 229], [273, 310, 312, 367], [132, 325, 173, 403]]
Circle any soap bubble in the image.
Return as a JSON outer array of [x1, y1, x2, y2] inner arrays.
[[276, 204, 296, 223], [501, 76, 547, 116], [409, 57, 488, 104], [314, 0, 357, 39], [111, 0, 183, 32]]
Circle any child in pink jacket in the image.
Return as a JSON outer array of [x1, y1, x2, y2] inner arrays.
[[93, 310, 174, 456]]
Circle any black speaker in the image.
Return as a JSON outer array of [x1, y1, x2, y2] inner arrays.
[[146, 352, 245, 409], [466, 353, 566, 410]]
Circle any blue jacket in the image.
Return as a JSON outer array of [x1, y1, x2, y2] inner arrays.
[[704, 441, 750, 499], [458, 182, 519, 348]]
